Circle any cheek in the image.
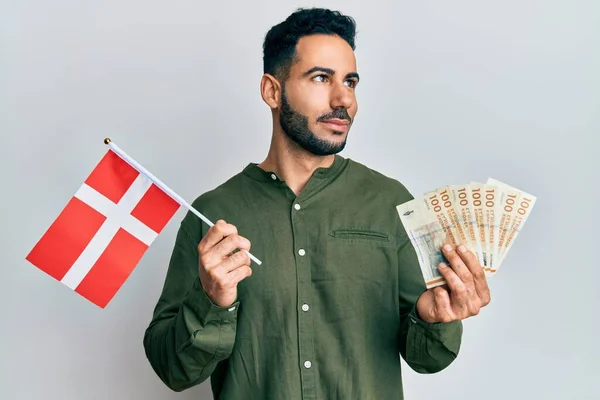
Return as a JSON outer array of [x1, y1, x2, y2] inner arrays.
[[294, 85, 331, 111]]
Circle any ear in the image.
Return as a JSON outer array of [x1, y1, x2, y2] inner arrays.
[[260, 74, 281, 109]]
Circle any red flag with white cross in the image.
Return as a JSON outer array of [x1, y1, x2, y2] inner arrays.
[[26, 145, 181, 308]]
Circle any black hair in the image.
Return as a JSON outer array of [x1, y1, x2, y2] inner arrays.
[[262, 8, 357, 83]]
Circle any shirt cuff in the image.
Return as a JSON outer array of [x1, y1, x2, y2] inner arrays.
[[184, 277, 240, 325]]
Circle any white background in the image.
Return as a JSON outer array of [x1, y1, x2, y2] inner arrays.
[[1, 1, 598, 399]]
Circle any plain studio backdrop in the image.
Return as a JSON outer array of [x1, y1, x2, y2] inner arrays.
[[1, 1, 598, 399]]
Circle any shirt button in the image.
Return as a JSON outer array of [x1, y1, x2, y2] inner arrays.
[[298, 249, 306, 256], [270, 174, 277, 180], [302, 304, 309, 312], [304, 361, 312, 369], [294, 203, 301, 210]]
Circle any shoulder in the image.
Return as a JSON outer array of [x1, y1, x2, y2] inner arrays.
[[345, 158, 414, 204], [191, 172, 245, 209], [179, 170, 247, 239]]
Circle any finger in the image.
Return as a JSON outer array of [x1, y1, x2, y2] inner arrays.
[[211, 234, 251, 260], [227, 264, 253, 285], [433, 286, 454, 323], [220, 250, 252, 274], [198, 220, 238, 254], [442, 244, 474, 285], [438, 262, 468, 311], [202, 234, 251, 269], [456, 244, 491, 306]]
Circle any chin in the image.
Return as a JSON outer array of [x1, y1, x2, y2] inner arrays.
[[318, 126, 348, 137]]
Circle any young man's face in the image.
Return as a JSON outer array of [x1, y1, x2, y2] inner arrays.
[[278, 34, 359, 156]]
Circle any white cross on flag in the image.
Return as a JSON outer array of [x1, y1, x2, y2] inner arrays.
[[26, 148, 181, 308]]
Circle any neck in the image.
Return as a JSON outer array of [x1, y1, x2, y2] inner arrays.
[[258, 128, 336, 196]]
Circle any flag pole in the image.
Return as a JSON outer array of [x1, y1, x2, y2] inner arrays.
[[103, 138, 262, 266]]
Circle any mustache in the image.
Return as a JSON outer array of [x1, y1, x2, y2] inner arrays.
[[317, 109, 352, 123]]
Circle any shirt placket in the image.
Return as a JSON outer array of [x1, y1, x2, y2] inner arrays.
[[290, 196, 316, 400]]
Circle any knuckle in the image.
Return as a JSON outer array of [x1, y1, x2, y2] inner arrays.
[[225, 276, 237, 289], [214, 220, 226, 232], [237, 266, 251, 281], [242, 251, 251, 264], [473, 269, 486, 280], [199, 254, 211, 268], [228, 224, 238, 235], [447, 274, 462, 287], [433, 288, 446, 300], [215, 277, 227, 290], [234, 250, 249, 264], [453, 290, 467, 302], [241, 237, 251, 250], [207, 268, 220, 281], [235, 235, 246, 248], [483, 294, 491, 306], [223, 222, 238, 235], [434, 292, 446, 305], [458, 271, 472, 282]]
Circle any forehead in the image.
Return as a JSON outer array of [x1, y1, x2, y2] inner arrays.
[[291, 34, 357, 74]]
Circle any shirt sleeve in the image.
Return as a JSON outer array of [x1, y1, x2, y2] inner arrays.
[[143, 211, 239, 392], [394, 184, 463, 374]]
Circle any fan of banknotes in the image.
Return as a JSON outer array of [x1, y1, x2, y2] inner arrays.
[[396, 178, 536, 289]]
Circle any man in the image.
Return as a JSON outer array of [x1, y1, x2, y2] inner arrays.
[[143, 7, 491, 399]]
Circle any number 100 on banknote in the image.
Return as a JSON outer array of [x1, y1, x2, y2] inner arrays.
[[396, 178, 536, 289]]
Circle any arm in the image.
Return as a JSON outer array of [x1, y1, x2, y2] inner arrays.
[[397, 235, 463, 374], [142, 216, 239, 392]]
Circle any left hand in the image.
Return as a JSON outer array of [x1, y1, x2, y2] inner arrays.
[[416, 244, 491, 323]]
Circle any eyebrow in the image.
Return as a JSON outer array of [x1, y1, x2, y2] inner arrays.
[[303, 66, 360, 82]]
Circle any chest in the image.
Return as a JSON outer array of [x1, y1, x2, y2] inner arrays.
[[233, 199, 400, 308]]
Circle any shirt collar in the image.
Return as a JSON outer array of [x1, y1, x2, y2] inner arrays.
[[242, 154, 347, 184]]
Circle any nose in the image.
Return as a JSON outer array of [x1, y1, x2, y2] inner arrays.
[[330, 81, 354, 111]]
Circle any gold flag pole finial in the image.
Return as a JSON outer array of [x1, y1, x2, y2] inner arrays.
[[104, 137, 112, 145]]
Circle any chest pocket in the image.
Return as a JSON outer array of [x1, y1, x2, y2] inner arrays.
[[310, 226, 398, 323], [329, 228, 391, 244], [312, 227, 396, 285]]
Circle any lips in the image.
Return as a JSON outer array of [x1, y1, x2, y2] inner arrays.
[[321, 118, 349, 126], [321, 119, 350, 132]]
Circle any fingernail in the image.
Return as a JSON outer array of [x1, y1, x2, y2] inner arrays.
[[443, 244, 452, 252], [438, 262, 447, 269], [458, 245, 467, 253]]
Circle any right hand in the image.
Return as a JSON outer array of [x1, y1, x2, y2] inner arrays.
[[198, 219, 253, 307]]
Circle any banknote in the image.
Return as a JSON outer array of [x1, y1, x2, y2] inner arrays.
[[486, 178, 537, 272], [396, 179, 536, 287], [492, 182, 522, 270], [448, 184, 483, 265], [482, 183, 503, 271], [468, 182, 492, 269], [435, 185, 470, 250], [397, 196, 452, 289]]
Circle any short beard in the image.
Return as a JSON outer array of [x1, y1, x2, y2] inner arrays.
[[279, 86, 349, 156]]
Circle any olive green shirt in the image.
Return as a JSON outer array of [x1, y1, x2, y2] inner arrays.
[[143, 154, 462, 399]]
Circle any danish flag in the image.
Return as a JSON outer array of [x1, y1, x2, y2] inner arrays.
[[26, 148, 181, 308]]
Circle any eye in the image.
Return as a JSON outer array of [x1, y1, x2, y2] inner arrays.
[[345, 79, 358, 88], [312, 74, 329, 83]]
